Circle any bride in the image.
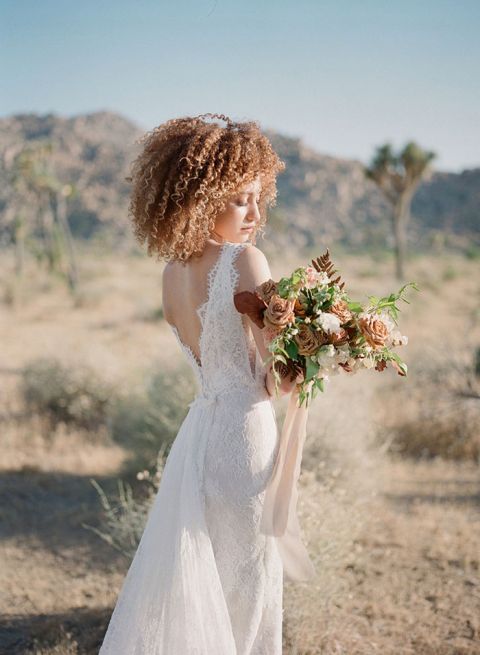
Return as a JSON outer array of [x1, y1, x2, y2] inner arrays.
[[99, 113, 305, 654]]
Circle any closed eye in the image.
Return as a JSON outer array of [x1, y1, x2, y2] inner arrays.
[[236, 196, 261, 207]]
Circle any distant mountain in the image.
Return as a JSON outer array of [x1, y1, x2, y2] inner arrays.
[[0, 111, 142, 242], [264, 131, 479, 252], [1, 111, 478, 253]]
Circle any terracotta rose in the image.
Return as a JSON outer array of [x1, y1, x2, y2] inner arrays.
[[358, 315, 389, 349], [329, 299, 353, 325], [294, 323, 323, 356], [255, 279, 278, 305], [264, 294, 296, 329]]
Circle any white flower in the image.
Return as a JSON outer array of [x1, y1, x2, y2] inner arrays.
[[334, 346, 350, 365], [390, 329, 408, 346], [361, 356, 375, 369], [316, 344, 335, 367], [304, 267, 330, 289], [317, 271, 330, 286], [315, 311, 342, 335]]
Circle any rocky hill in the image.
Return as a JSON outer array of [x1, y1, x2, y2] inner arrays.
[[1, 111, 478, 254]]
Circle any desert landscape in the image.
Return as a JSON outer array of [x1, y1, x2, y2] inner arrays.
[[1, 243, 479, 654], [2, 0, 480, 651]]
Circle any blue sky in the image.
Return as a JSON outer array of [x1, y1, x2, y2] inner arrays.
[[1, 0, 479, 172]]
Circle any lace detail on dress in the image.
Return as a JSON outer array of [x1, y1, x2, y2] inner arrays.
[[197, 241, 262, 398]]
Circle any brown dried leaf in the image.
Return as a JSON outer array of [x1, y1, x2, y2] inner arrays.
[[233, 291, 266, 329]]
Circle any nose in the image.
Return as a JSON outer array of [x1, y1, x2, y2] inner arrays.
[[247, 202, 261, 224]]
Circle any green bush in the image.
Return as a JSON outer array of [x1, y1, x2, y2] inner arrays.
[[110, 362, 197, 469], [85, 443, 172, 559], [465, 243, 480, 260], [376, 344, 480, 461], [20, 356, 115, 433], [85, 363, 198, 555], [19, 354, 198, 468]]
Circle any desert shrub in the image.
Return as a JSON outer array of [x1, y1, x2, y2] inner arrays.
[[19, 354, 197, 466], [465, 243, 480, 260], [110, 361, 197, 469], [375, 343, 480, 461], [441, 264, 458, 281], [20, 356, 115, 433], [475, 345, 480, 377], [85, 361, 194, 556], [84, 448, 166, 559], [389, 407, 479, 460], [25, 625, 78, 655], [83, 360, 197, 557]]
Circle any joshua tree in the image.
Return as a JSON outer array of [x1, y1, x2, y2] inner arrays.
[[365, 141, 436, 280], [5, 142, 79, 290]]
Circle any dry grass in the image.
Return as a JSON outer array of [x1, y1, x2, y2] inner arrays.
[[1, 246, 479, 654]]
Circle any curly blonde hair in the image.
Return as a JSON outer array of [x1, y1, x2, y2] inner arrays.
[[127, 112, 285, 262]]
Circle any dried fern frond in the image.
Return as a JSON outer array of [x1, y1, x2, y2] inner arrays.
[[273, 358, 304, 382], [311, 248, 346, 290]]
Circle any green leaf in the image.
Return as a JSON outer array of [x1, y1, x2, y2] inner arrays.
[[285, 340, 299, 359], [305, 356, 319, 382], [346, 301, 363, 312]]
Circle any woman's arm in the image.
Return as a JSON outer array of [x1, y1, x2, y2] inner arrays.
[[236, 245, 299, 397]]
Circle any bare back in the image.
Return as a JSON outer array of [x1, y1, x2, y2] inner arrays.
[[162, 241, 227, 366], [162, 239, 273, 370]]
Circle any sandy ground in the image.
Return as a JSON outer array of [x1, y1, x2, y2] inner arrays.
[[1, 248, 479, 654]]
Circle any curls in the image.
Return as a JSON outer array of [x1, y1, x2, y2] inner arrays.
[[127, 113, 285, 262]]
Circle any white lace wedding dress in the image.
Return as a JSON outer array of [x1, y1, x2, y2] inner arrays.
[[99, 241, 284, 654]]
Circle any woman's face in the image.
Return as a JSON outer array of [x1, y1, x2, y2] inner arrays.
[[212, 176, 262, 244]]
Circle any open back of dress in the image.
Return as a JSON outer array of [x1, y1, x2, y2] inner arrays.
[[168, 241, 266, 399]]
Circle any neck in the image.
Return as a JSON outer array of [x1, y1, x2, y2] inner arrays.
[[210, 230, 226, 243]]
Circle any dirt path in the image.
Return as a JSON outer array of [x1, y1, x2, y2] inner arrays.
[[1, 455, 478, 654]]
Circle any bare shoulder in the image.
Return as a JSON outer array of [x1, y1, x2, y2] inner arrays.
[[236, 243, 272, 292], [163, 257, 182, 279]]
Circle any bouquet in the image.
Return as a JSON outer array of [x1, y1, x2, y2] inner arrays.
[[234, 249, 419, 407], [234, 248, 418, 582]]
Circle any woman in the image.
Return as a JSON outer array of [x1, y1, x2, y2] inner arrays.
[[99, 113, 301, 655]]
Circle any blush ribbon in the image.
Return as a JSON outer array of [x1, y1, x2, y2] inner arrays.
[[260, 383, 316, 582]]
